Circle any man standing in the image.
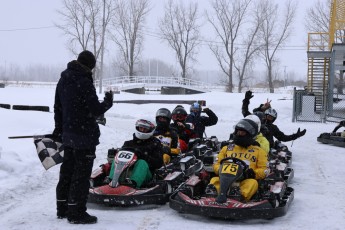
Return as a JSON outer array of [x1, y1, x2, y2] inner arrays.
[[53, 50, 113, 224]]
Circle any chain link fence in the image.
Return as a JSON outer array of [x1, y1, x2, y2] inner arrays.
[[292, 88, 345, 123]]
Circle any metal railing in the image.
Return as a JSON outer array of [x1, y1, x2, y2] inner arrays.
[[94, 76, 220, 90]]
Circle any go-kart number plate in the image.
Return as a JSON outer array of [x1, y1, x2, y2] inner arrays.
[[117, 151, 134, 162], [221, 163, 239, 175]]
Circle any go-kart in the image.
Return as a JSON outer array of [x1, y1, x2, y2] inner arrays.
[[169, 157, 294, 220], [88, 147, 204, 206], [317, 121, 345, 148]]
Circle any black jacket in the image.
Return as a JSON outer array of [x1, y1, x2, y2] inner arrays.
[[169, 122, 193, 144], [54, 60, 112, 149], [265, 123, 299, 148], [241, 98, 252, 117], [242, 97, 297, 147], [186, 109, 218, 139], [122, 135, 164, 172], [241, 98, 270, 140]]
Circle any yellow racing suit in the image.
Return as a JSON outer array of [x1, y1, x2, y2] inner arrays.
[[154, 129, 180, 164], [255, 132, 270, 154], [210, 143, 269, 201]]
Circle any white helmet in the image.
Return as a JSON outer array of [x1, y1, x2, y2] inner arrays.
[[245, 114, 261, 134], [134, 119, 156, 140]]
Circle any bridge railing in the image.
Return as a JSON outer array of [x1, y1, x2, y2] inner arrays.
[[95, 76, 219, 90]]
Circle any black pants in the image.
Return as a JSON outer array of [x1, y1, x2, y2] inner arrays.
[[56, 146, 96, 215]]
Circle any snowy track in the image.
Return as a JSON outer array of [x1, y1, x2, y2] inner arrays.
[[0, 87, 344, 229]]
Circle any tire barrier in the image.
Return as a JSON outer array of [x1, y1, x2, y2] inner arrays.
[[114, 100, 206, 106], [0, 103, 11, 109], [12, 105, 50, 112]]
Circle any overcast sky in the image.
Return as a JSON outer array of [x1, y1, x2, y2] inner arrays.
[[0, 0, 320, 77]]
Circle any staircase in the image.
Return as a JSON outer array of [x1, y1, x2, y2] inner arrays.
[[307, 52, 330, 112]]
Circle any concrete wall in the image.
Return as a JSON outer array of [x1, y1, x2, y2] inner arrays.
[[161, 86, 205, 95]]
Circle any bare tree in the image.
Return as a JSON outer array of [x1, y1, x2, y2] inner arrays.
[[140, 59, 176, 77], [233, 1, 263, 93], [110, 0, 150, 78], [56, 0, 114, 82], [159, 0, 201, 81], [305, 0, 331, 34], [259, 0, 296, 93], [206, 0, 252, 93]]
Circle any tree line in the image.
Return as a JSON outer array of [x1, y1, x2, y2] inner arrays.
[[3, 0, 334, 93]]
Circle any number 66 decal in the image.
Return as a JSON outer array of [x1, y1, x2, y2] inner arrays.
[[118, 151, 134, 160]]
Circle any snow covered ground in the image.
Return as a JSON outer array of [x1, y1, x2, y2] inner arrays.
[[0, 85, 344, 230]]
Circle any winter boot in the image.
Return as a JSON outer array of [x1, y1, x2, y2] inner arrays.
[[123, 178, 137, 188], [56, 200, 68, 219], [67, 212, 98, 224]]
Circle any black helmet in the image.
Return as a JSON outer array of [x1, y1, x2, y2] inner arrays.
[[155, 108, 171, 127], [234, 118, 259, 138], [172, 106, 187, 122]]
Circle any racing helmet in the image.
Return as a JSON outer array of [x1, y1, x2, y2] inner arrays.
[[172, 105, 187, 122], [190, 102, 202, 117], [253, 111, 265, 123], [234, 118, 259, 138], [264, 108, 278, 122], [134, 119, 156, 140], [244, 114, 261, 134], [155, 108, 172, 127]]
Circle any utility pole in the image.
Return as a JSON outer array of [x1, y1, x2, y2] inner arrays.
[[283, 66, 287, 89], [156, 60, 158, 76], [99, 0, 106, 93], [148, 59, 151, 76]]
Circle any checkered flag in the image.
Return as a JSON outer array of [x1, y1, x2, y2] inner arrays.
[[34, 138, 64, 170]]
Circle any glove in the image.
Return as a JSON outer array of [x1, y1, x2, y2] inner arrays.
[[202, 108, 210, 113], [104, 91, 113, 106], [243, 168, 256, 179], [245, 91, 254, 100], [134, 148, 147, 160], [339, 120, 345, 127], [51, 128, 62, 142], [296, 128, 306, 138]]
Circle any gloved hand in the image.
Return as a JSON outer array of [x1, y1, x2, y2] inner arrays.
[[134, 148, 147, 160], [243, 168, 256, 179], [162, 146, 171, 155], [245, 90, 254, 100], [339, 120, 345, 127], [202, 107, 210, 113], [104, 91, 113, 106], [295, 128, 306, 138], [51, 128, 62, 142]]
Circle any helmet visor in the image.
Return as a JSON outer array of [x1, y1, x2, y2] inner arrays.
[[191, 108, 200, 113], [172, 114, 187, 121], [135, 119, 155, 133], [136, 125, 151, 133]]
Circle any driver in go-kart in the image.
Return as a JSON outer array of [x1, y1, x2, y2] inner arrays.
[[108, 119, 164, 188], [205, 118, 269, 201]]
